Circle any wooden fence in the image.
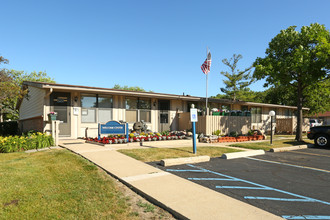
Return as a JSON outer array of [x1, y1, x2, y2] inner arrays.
[[178, 113, 251, 135], [178, 113, 309, 135]]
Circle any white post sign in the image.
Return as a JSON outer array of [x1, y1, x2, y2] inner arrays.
[[190, 108, 198, 122]]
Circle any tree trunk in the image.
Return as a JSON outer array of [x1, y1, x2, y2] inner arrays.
[[295, 80, 303, 141]]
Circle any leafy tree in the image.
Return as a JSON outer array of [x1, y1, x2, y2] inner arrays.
[[112, 84, 153, 92], [211, 89, 266, 103], [253, 23, 330, 141], [220, 54, 254, 101], [8, 70, 55, 85], [0, 69, 55, 120]]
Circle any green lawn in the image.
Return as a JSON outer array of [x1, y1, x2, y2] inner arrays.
[[229, 138, 313, 151], [118, 147, 242, 162], [0, 149, 160, 219]]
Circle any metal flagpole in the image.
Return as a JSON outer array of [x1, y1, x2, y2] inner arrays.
[[206, 47, 209, 115]]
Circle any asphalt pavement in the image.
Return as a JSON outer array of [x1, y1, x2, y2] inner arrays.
[[151, 147, 330, 220]]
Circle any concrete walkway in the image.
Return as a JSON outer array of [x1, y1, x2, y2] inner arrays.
[[59, 139, 282, 220]]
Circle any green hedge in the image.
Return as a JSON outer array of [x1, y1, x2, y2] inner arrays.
[[0, 121, 19, 136], [0, 132, 54, 153]]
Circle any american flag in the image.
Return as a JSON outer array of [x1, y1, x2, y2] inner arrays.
[[201, 52, 211, 74]]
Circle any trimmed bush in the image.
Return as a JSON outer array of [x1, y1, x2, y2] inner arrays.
[[0, 121, 18, 136]]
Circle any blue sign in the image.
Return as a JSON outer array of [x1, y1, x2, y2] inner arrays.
[[98, 121, 129, 141], [100, 121, 125, 134]]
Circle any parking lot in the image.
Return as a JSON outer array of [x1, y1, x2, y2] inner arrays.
[[152, 147, 330, 219]]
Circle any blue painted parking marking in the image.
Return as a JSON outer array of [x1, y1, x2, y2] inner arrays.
[[166, 163, 330, 219], [188, 178, 239, 181], [282, 215, 330, 219], [166, 169, 208, 172], [216, 186, 272, 190], [245, 197, 314, 202]]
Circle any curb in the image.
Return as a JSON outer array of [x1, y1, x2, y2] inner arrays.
[[160, 156, 210, 166], [221, 150, 265, 159], [25, 146, 63, 153], [270, 144, 313, 152]]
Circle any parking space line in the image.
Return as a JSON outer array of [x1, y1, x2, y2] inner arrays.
[[170, 164, 330, 206], [282, 215, 330, 219], [166, 164, 330, 219], [216, 186, 272, 190], [246, 157, 330, 173], [188, 178, 239, 181], [166, 169, 207, 172], [244, 197, 314, 202], [288, 151, 330, 158]]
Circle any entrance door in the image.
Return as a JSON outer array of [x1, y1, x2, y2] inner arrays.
[[51, 92, 71, 137], [158, 100, 170, 132]]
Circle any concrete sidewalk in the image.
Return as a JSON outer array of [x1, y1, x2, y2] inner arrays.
[[59, 140, 282, 220]]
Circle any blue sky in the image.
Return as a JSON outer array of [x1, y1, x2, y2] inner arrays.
[[1, 0, 329, 97]]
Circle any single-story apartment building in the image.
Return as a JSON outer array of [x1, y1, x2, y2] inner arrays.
[[18, 81, 309, 138]]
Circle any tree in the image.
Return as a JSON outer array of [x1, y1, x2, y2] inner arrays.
[[253, 23, 330, 141], [112, 84, 153, 92], [220, 54, 254, 101], [0, 69, 55, 120], [0, 57, 21, 121]]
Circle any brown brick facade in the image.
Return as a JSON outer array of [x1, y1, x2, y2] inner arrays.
[[19, 116, 44, 133]]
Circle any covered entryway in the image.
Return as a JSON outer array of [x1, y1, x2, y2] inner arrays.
[[51, 92, 71, 137], [158, 100, 170, 132]]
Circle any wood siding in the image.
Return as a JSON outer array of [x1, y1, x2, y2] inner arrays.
[[178, 113, 251, 135], [19, 87, 45, 120]]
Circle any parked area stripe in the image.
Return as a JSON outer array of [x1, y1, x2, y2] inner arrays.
[[282, 215, 330, 219], [246, 157, 330, 173], [288, 151, 330, 158], [216, 186, 272, 190], [244, 197, 315, 202], [166, 169, 208, 172], [167, 164, 330, 206], [188, 178, 239, 181]]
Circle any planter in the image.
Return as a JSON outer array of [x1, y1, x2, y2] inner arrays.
[[48, 114, 57, 121]]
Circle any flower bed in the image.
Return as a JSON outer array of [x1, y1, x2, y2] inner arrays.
[[0, 132, 54, 153], [217, 135, 265, 143], [85, 131, 187, 145]]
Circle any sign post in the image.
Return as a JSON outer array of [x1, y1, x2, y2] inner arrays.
[[190, 105, 198, 154]]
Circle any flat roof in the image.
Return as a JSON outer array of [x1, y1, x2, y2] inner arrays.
[[23, 81, 309, 110]]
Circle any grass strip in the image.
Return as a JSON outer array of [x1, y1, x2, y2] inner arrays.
[[0, 149, 139, 219], [118, 147, 242, 162], [229, 139, 313, 151]]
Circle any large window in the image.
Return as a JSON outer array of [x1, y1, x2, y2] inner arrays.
[[81, 94, 113, 123], [251, 107, 262, 123], [125, 97, 151, 123], [98, 96, 113, 123], [284, 109, 292, 117]]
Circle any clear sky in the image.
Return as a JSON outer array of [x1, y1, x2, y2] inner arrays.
[[1, 0, 329, 97]]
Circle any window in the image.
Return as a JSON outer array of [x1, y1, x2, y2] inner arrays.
[[284, 109, 292, 117], [251, 107, 261, 123], [98, 96, 113, 123], [81, 95, 97, 123], [81, 94, 113, 123], [125, 97, 151, 123]]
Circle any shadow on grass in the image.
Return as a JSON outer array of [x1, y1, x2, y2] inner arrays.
[[283, 141, 311, 146]]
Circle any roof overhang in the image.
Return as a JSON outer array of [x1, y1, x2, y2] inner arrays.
[[22, 81, 309, 110]]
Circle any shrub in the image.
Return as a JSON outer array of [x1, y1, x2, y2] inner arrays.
[[0, 132, 54, 153], [229, 131, 238, 137], [213, 130, 221, 136], [0, 121, 19, 136]]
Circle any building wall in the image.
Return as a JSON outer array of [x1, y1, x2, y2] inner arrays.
[[19, 86, 45, 120], [19, 116, 44, 133]]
